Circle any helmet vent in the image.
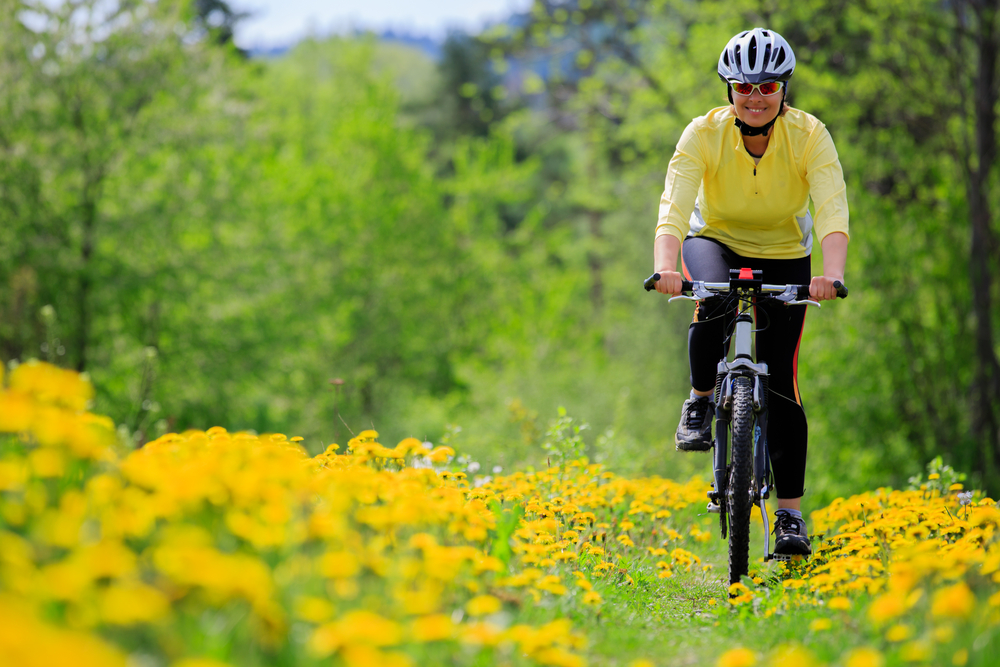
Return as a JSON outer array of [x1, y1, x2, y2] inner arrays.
[[748, 35, 757, 64], [763, 43, 772, 65], [774, 47, 786, 67], [723, 50, 730, 67]]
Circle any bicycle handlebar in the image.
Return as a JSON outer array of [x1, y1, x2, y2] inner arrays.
[[642, 273, 848, 300]]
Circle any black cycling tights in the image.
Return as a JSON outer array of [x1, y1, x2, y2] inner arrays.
[[681, 236, 811, 500]]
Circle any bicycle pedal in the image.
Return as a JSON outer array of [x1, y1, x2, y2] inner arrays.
[[706, 502, 721, 514], [767, 553, 792, 562]]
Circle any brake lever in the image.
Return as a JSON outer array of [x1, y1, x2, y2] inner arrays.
[[772, 286, 820, 308], [668, 295, 701, 303]]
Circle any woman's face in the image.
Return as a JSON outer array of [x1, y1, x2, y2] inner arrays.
[[731, 86, 782, 127]]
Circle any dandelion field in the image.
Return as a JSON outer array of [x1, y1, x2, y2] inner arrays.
[[2, 362, 999, 667]]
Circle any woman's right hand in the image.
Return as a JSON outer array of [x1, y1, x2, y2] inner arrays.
[[653, 270, 684, 296]]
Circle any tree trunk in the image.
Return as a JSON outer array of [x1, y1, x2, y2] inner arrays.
[[77, 196, 95, 372], [966, 0, 1000, 472]]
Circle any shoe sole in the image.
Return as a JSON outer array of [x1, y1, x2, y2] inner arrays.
[[674, 436, 712, 452], [675, 443, 712, 452], [774, 542, 812, 556]]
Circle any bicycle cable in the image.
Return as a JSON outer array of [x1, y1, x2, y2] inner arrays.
[[767, 387, 802, 406]]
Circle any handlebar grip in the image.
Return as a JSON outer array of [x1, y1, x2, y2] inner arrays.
[[833, 280, 849, 299], [643, 273, 695, 294]]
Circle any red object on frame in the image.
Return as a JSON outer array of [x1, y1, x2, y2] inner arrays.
[[738, 268, 754, 280]]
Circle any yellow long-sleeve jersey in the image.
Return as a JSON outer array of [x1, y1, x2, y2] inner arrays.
[[655, 106, 850, 259]]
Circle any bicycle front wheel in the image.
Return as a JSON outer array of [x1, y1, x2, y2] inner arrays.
[[727, 376, 755, 586]]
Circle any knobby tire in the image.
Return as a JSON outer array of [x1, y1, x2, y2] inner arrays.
[[727, 376, 754, 586]]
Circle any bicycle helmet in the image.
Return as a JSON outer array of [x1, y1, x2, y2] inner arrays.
[[718, 28, 796, 136], [717, 28, 796, 84]]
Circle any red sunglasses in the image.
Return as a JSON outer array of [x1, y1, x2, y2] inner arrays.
[[729, 80, 783, 96]]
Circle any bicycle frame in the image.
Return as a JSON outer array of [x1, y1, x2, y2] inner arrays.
[[707, 288, 779, 564]]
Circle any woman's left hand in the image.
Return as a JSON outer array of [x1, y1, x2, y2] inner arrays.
[[809, 275, 844, 301]]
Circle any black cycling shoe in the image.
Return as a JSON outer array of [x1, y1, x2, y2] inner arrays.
[[674, 395, 714, 451], [773, 509, 812, 556]]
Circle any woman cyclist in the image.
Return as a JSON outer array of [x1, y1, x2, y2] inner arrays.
[[652, 28, 850, 556]]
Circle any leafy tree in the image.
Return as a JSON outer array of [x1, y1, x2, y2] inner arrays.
[[0, 0, 226, 373], [436, 31, 508, 137]]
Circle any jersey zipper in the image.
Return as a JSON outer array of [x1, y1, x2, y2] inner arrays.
[[753, 166, 758, 194]]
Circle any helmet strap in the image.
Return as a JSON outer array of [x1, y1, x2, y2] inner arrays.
[[735, 115, 777, 137], [732, 89, 785, 137]]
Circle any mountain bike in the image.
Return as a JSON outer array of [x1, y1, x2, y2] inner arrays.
[[644, 268, 847, 585]]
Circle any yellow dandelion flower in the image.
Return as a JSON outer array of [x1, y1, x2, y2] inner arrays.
[[953, 649, 969, 666], [931, 582, 975, 620], [409, 614, 454, 642], [828, 596, 851, 611], [536, 575, 568, 595], [318, 550, 361, 579], [728, 583, 754, 606], [716, 647, 756, 667], [583, 591, 602, 605], [0, 390, 34, 433], [885, 624, 913, 642], [534, 646, 585, 667], [293, 596, 335, 623], [466, 594, 502, 616], [459, 621, 503, 646], [308, 611, 402, 656], [771, 644, 818, 667], [844, 647, 884, 667], [28, 447, 66, 478], [899, 640, 931, 662], [99, 582, 171, 625], [340, 646, 412, 667], [868, 593, 907, 624], [809, 618, 832, 632], [934, 625, 955, 643]]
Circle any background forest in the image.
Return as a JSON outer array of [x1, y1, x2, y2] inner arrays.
[[1, 0, 998, 504]]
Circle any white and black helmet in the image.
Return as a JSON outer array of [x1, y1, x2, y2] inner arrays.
[[717, 28, 796, 84]]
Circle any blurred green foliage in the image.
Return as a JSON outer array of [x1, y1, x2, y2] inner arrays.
[[1, 0, 998, 502]]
